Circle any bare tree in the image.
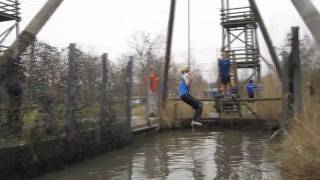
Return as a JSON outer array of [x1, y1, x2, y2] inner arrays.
[[128, 31, 165, 97], [128, 31, 164, 62]]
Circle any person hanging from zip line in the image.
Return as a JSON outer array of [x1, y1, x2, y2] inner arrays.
[[218, 50, 231, 96], [179, 67, 203, 126]]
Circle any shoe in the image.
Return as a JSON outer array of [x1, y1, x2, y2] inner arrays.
[[191, 120, 203, 127]]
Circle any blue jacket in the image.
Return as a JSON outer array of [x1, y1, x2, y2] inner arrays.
[[246, 82, 255, 95], [218, 58, 231, 77], [179, 76, 189, 96]]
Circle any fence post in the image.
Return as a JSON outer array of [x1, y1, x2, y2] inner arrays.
[[100, 53, 108, 128], [40, 49, 55, 134], [280, 27, 302, 131], [281, 51, 291, 131], [66, 43, 78, 134], [174, 103, 178, 122], [126, 56, 134, 125], [145, 52, 151, 126]]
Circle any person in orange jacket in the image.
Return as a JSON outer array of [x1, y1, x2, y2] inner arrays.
[[149, 67, 159, 117]]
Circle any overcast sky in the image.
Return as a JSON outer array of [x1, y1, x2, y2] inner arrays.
[[2, 0, 320, 80]]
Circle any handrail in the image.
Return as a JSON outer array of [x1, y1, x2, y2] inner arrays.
[[221, 10, 253, 16], [220, 6, 251, 11], [220, 7, 255, 23], [168, 97, 282, 102], [221, 16, 254, 23]]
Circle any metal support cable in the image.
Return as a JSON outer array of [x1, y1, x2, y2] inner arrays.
[[188, 0, 191, 69]]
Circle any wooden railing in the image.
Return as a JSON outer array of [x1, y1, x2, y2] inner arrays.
[[221, 7, 254, 23]]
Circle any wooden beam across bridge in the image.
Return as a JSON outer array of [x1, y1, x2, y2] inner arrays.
[[168, 97, 282, 102], [179, 117, 279, 130]]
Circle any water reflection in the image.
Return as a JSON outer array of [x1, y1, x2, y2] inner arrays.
[[215, 130, 243, 179], [35, 130, 281, 180]]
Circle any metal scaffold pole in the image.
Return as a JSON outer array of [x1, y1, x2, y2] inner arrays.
[[15, 0, 20, 38]]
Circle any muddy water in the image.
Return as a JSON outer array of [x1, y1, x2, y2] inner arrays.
[[36, 129, 282, 180]]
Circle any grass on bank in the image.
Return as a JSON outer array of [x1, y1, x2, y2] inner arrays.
[[131, 105, 146, 117], [256, 73, 320, 179], [280, 96, 320, 179]]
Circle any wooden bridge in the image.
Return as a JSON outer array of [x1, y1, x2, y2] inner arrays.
[[159, 0, 312, 131]]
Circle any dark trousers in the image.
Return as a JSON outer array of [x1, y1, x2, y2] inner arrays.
[[180, 94, 203, 121], [248, 93, 255, 98]]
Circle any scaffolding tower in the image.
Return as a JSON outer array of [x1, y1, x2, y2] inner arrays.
[[221, 0, 261, 85], [0, 0, 20, 52], [217, 0, 262, 117]]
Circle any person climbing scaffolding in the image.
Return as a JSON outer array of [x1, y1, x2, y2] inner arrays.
[[218, 50, 231, 96], [179, 67, 203, 126]]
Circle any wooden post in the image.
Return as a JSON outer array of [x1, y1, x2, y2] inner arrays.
[[100, 53, 108, 128], [40, 49, 55, 134], [291, 27, 302, 118], [281, 27, 302, 131], [221, 0, 226, 51], [174, 103, 178, 122], [126, 57, 134, 125], [161, 0, 176, 108], [66, 43, 78, 134]]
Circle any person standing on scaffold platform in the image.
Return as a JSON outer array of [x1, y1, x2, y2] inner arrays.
[[179, 67, 203, 126], [218, 50, 231, 96], [246, 80, 256, 99]]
